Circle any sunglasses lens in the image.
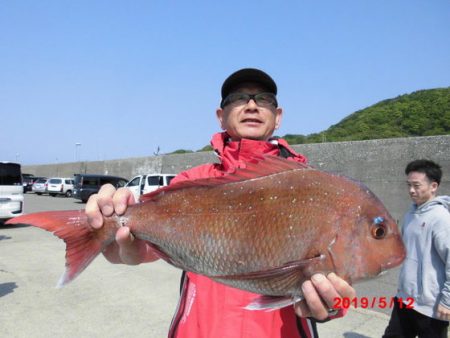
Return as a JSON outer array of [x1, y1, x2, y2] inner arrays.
[[222, 92, 277, 108], [223, 93, 248, 107], [255, 93, 277, 107]]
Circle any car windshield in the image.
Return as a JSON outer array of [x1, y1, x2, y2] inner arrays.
[[49, 179, 62, 184], [0, 163, 22, 185], [35, 178, 47, 184]]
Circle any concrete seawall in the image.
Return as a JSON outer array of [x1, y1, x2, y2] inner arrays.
[[24, 135, 450, 221]]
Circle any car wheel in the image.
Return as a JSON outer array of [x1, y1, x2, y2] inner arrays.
[[50, 193, 56, 197], [36, 193, 42, 195], [65, 190, 73, 198]]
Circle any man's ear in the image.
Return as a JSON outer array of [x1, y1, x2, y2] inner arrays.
[[216, 108, 226, 130], [431, 181, 439, 194], [275, 107, 283, 129]]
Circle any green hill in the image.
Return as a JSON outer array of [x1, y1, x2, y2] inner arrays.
[[283, 87, 450, 145], [169, 87, 450, 154]]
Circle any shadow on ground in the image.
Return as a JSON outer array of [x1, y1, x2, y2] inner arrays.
[[0, 282, 18, 298]]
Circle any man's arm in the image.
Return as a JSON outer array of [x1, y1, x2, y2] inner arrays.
[[433, 215, 450, 320]]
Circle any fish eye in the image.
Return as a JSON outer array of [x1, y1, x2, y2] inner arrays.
[[371, 224, 387, 239]]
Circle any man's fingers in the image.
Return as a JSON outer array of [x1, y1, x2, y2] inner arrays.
[[115, 226, 134, 245], [293, 298, 312, 318], [301, 277, 330, 320], [437, 305, 450, 321], [85, 184, 132, 229], [85, 196, 106, 230], [298, 273, 356, 321], [310, 274, 340, 308], [115, 227, 145, 265], [85, 184, 116, 229], [327, 272, 356, 299], [112, 187, 135, 215], [97, 184, 117, 216]]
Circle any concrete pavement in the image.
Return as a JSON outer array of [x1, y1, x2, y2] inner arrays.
[[317, 307, 390, 338], [2, 194, 448, 338]]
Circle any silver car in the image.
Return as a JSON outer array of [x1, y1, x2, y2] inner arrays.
[[32, 178, 48, 195], [47, 177, 75, 197]]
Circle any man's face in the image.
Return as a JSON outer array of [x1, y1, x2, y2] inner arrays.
[[216, 83, 282, 141], [406, 171, 438, 206]]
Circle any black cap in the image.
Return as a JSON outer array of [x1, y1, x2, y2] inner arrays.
[[221, 68, 277, 100]]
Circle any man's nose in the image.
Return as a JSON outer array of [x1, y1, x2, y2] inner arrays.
[[245, 98, 258, 109]]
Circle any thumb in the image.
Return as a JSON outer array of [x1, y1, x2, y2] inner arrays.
[[116, 227, 141, 265]]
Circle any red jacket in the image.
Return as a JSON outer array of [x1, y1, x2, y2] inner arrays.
[[168, 133, 316, 338]]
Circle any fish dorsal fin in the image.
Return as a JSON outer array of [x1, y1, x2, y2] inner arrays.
[[139, 155, 310, 202]]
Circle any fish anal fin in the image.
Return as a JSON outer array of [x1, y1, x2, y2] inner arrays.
[[245, 295, 303, 311]]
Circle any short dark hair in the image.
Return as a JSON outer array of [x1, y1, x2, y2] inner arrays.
[[405, 159, 442, 185]]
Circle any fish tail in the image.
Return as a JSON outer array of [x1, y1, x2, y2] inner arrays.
[[6, 210, 111, 286]]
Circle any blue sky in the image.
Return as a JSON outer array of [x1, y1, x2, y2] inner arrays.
[[1, 0, 449, 165]]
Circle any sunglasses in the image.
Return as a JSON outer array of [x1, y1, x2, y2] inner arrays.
[[221, 92, 278, 109]]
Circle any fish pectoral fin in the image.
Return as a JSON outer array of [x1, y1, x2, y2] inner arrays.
[[245, 295, 303, 311], [214, 254, 325, 280], [146, 243, 184, 269]]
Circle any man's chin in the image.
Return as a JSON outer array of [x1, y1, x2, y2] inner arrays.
[[242, 135, 269, 141], [238, 131, 270, 141], [229, 129, 272, 141]]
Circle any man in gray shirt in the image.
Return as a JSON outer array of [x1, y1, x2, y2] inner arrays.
[[383, 159, 450, 338]]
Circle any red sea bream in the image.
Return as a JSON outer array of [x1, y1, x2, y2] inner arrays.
[[7, 156, 405, 309]]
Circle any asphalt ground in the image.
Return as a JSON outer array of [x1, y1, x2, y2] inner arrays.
[[1, 193, 409, 337]]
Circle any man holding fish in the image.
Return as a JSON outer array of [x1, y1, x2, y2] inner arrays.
[[84, 68, 357, 338], [7, 67, 407, 336], [7, 67, 407, 337]]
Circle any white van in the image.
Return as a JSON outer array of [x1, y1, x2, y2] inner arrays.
[[47, 177, 75, 197], [126, 174, 176, 202], [0, 162, 24, 221]]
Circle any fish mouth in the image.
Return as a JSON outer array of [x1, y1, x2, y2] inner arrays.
[[376, 270, 388, 277], [379, 251, 406, 273]]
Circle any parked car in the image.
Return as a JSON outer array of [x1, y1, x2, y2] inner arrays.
[[0, 162, 24, 221], [32, 178, 49, 195], [125, 173, 176, 202], [47, 177, 75, 197], [22, 173, 35, 193], [73, 174, 128, 203], [25, 176, 47, 193]]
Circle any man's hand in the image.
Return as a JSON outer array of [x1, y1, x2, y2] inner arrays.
[[437, 304, 450, 321], [85, 184, 159, 265], [294, 273, 355, 320]]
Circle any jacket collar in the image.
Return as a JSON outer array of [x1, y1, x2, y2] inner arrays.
[[210, 132, 303, 172]]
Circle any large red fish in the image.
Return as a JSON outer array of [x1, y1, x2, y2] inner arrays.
[[7, 156, 405, 309]]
